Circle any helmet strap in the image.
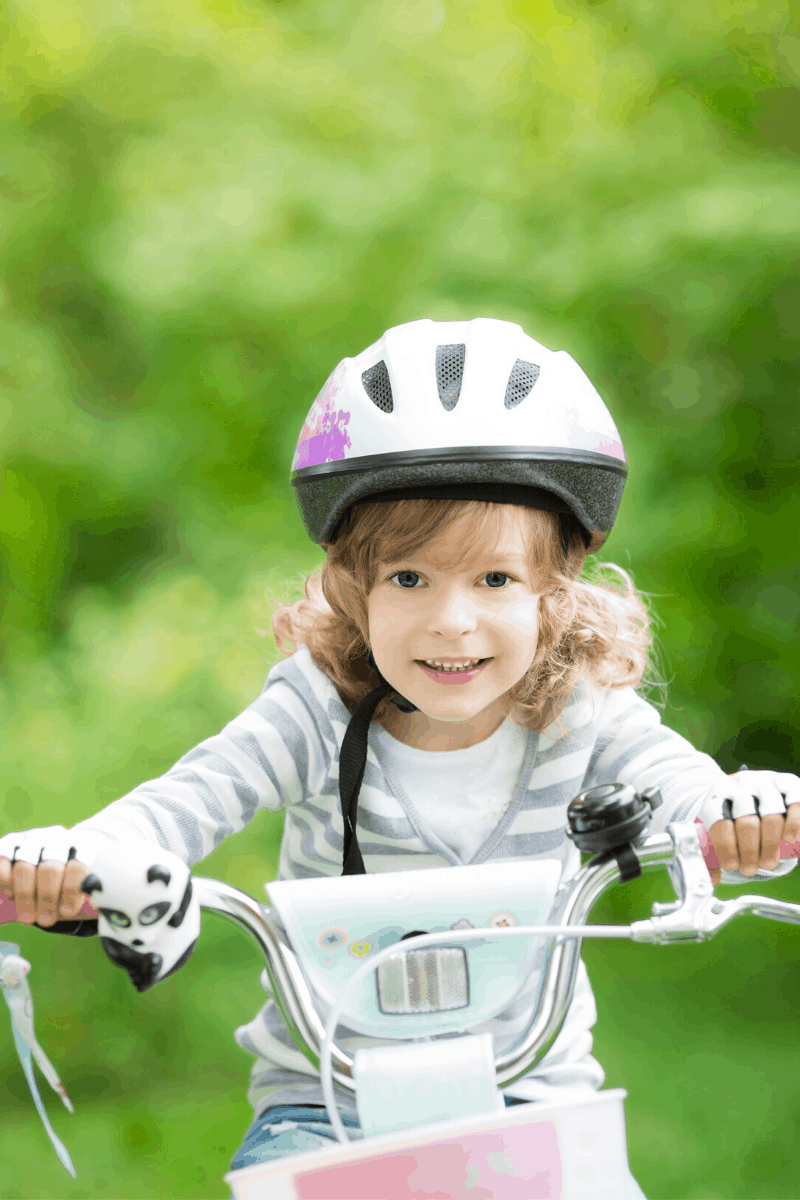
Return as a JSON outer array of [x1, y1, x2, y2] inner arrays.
[[339, 680, 392, 875], [338, 656, 420, 875]]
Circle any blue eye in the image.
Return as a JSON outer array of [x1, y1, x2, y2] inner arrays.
[[484, 573, 510, 588], [391, 571, 421, 588]]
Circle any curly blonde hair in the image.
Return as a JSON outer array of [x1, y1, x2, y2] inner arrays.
[[272, 499, 654, 731]]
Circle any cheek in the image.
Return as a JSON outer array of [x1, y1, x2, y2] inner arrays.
[[496, 600, 540, 642], [509, 601, 539, 630], [367, 603, 390, 649], [492, 602, 540, 678], [367, 595, 412, 651]]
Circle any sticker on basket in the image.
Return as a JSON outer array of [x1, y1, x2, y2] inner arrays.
[[348, 940, 373, 958], [292, 1115, 562, 1199], [451, 918, 474, 931], [489, 912, 518, 928], [318, 927, 346, 949]]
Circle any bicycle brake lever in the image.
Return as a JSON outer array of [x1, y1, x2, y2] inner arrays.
[[631, 822, 800, 944], [631, 822, 721, 944]]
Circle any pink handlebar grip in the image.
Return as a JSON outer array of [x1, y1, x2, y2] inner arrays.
[[0, 889, 99, 925]]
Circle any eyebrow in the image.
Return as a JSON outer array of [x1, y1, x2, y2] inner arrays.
[[382, 552, 531, 569]]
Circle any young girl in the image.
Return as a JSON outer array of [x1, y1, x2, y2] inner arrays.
[[1, 317, 798, 1189]]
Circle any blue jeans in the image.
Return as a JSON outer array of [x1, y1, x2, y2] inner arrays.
[[230, 1103, 364, 1171], [231, 1095, 530, 1171]]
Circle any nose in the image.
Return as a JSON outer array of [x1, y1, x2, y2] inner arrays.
[[132, 939, 144, 947], [427, 584, 479, 638]]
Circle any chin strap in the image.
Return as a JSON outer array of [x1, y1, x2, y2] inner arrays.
[[339, 658, 418, 875], [339, 681, 392, 875]]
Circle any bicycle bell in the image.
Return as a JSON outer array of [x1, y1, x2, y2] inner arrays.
[[566, 782, 663, 855]]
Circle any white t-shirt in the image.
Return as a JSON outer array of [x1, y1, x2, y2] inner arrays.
[[372, 719, 529, 862]]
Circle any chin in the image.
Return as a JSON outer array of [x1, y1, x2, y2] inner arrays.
[[418, 697, 497, 720]]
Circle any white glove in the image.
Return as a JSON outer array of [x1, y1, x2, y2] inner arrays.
[[699, 770, 800, 885], [699, 771, 800, 828], [0, 826, 104, 870]]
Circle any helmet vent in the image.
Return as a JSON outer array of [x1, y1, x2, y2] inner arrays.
[[435, 343, 465, 411], [361, 361, 394, 413], [504, 360, 540, 409]]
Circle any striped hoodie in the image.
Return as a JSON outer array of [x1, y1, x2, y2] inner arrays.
[[75, 646, 729, 1114]]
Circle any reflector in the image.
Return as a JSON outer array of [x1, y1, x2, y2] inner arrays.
[[376, 946, 469, 1014]]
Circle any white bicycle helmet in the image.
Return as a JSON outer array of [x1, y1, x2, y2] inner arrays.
[[291, 317, 627, 553]]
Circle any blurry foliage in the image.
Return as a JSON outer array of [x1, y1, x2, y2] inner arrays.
[[1, 0, 799, 1196]]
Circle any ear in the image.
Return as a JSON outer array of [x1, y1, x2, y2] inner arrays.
[[81, 873, 103, 895], [167, 878, 193, 928], [147, 865, 171, 886]]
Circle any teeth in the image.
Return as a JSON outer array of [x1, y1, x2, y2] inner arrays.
[[423, 658, 483, 673]]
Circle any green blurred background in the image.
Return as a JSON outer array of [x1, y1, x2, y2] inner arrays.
[[1, 0, 799, 1196]]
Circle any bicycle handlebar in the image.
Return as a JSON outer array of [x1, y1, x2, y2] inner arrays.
[[192, 821, 800, 1097]]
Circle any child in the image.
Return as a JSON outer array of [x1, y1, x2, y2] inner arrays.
[[1, 318, 798, 1189]]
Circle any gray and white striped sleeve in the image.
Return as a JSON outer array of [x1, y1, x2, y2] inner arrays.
[[583, 686, 728, 830], [72, 659, 335, 866]]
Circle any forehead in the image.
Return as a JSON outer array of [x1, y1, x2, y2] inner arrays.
[[391, 506, 535, 569]]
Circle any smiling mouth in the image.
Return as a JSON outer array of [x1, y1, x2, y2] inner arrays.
[[416, 657, 490, 674]]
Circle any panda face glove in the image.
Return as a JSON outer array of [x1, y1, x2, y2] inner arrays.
[[81, 843, 200, 993]]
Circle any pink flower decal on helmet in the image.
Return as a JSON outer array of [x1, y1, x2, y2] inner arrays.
[[292, 365, 352, 470]]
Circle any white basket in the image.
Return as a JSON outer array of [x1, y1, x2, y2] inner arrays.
[[226, 1087, 631, 1200]]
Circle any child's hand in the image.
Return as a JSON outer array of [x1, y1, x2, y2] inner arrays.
[[701, 772, 800, 886], [0, 826, 94, 927]]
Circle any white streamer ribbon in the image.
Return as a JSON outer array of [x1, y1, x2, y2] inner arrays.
[[0, 942, 76, 1178]]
